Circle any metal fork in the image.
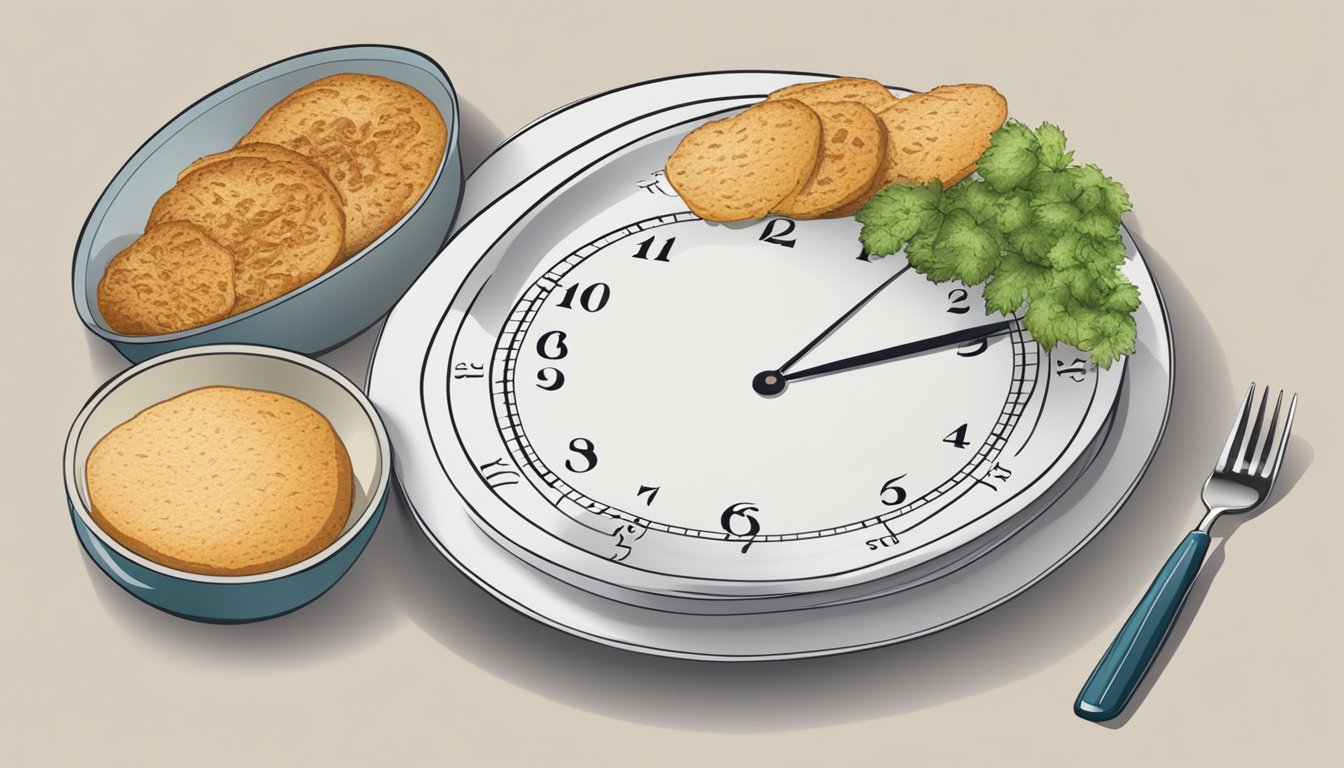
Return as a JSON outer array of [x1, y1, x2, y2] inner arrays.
[[1074, 383, 1298, 722]]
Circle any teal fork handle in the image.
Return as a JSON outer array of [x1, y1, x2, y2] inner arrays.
[[1075, 530, 1210, 722]]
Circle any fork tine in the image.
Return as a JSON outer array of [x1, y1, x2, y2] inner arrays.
[[1264, 393, 1298, 481], [1239, 386, 1270, 472], [1252, 390, 1284, 475], [1217, 382, 1257, 472]]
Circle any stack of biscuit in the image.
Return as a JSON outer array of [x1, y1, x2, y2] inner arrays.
[[664, 78, 1007, 223], [98, 73, 447, 336]]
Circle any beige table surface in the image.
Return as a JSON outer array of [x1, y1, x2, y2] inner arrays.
[[3, 1, 1339, 765]]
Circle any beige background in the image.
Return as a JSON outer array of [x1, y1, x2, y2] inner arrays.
[[2, 1, 1339, 765]]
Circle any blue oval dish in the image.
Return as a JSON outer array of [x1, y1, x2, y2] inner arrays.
[[72, 45, 463, 362], [63, 345, 392, 623]]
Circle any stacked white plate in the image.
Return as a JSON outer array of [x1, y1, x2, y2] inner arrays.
[[368, 72, 1173, 659]]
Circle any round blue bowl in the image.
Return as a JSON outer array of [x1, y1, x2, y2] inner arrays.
[[63, 345, 392, 623], [72, 45, 463, 363]]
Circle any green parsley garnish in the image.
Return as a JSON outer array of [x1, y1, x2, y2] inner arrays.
[[856, 120, 1138, 368]]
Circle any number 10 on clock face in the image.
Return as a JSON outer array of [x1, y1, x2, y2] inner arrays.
[[445, 211, 1106, 595]]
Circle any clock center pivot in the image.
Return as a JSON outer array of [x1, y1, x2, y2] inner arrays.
[[752, 370, 787, 397]]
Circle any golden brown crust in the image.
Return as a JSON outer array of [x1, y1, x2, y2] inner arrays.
[[822, 169, 890, 218], [86, 386, 353, 576], [764, 80, 830, 102], [773, 101, 886, 219], [875, 84, 1007, 189], [96, 221, 236, 335], [177, 142, 322, 184], [665, 99, 822, 222], [147, 154, 345, 313], [239, 73, 447, 258], [767, 77, 899, 114]]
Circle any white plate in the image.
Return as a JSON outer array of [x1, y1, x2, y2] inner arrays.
[[421, 122, 1123, 603], [368, 72, 1173, 659]]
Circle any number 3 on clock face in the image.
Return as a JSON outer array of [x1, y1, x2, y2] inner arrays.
[[442, 201, 1116, 597]]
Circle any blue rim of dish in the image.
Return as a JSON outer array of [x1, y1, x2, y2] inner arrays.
[[71, 44, 462, 345]]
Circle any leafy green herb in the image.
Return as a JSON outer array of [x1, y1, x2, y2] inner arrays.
[[856, 120, 1137, 368]]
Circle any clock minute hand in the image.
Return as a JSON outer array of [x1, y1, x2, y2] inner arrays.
[[782, 319, 1017, 383], [776, 264, 912, 375]]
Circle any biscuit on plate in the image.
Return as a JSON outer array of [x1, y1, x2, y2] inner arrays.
[[665, 99, 822, 222], [86, 386, 353, 577], [875, 83, 1007, 189], [238, 73, 447, 258], [97, 221, 236, 335], [767, 77, 899, 114], [772, 101, 886, 219], [147, 153, 345, 313]]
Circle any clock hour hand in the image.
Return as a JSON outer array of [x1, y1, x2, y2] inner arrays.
[[752, 319, 1016, 395]]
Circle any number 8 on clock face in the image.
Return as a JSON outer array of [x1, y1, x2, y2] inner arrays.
[[439, 151, 1121, 600]]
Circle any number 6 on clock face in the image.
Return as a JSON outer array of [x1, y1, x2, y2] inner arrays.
[[436, 130, 1122, 600]]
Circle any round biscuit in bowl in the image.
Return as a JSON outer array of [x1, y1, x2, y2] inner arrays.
[[63, 344, 391, 623], [240, 72, 449, 260]]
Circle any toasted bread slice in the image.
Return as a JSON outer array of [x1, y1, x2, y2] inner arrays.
[[239, 73, 447, 258], [86, 386, 353, 577], [875, 84, 1007, 189], [767, 77, 899, 115], [148, 153, 345, 313], [97, 221, 236, 335], [665, 99, 822, 222], [772, 101, 886, 219]]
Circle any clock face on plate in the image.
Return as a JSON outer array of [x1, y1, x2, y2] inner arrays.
[[429, 120, 1122, 601]]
